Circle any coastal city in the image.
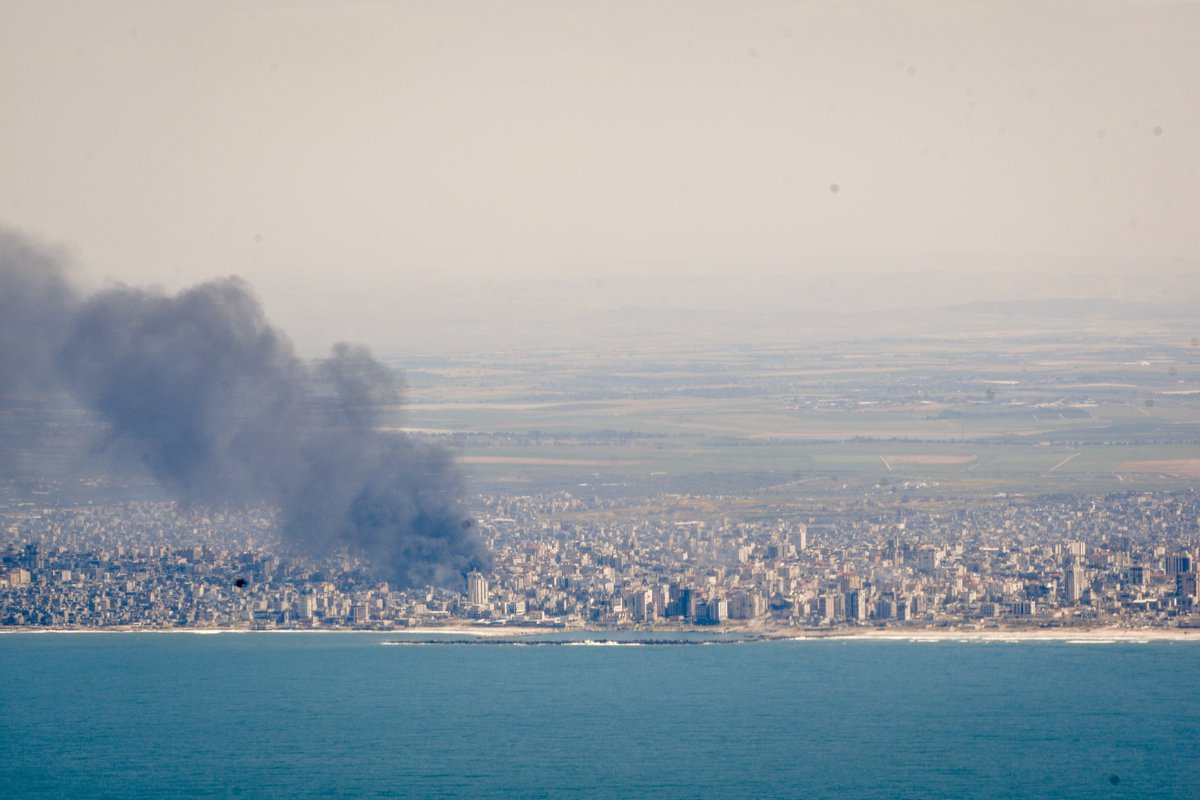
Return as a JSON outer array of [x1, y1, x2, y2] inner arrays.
[[5, 1, 1200, 796], [2, 489, 1197, 632]]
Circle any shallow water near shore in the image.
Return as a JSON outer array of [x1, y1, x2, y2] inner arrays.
[[2, 633, 1197, 798]]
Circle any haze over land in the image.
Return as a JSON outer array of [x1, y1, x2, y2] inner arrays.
[[0, 0, 1196, 355], [0, 2, 1199, 655], [6, 14, 1200, 800], [1, 1, 1198, 586]]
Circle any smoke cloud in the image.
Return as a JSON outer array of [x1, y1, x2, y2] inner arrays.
[[0, 232, 77, 403], [0, 229, 490, 586]]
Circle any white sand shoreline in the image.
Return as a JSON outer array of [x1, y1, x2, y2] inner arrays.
[[803, 628, 1200, 643], [2, 625, 1199, 642], [0, 625, 563, 637]]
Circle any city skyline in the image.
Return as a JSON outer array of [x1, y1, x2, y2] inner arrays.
[[4, 3, 1200, 797]]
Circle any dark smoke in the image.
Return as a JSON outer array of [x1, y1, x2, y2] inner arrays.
[[0, 232, 77, 402], [0, 229, 490, 586], [0, 232, 79, 476]]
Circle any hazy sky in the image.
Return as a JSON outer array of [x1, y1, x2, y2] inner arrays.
[[1, 1, 1197, 352]]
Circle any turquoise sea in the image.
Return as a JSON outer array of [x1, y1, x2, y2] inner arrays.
[[2, 632, 1197, 799]]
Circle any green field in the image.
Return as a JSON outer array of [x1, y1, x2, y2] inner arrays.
[[384, 336, 1200, 496]]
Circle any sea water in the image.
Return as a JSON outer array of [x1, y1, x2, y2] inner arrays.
[[2, 633, 1197, 799]]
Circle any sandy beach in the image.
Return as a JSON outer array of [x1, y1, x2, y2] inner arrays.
[[4, 622, 1200, 642], [799, 627, 1200, 643]]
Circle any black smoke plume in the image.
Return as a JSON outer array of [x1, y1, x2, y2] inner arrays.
[[0, 232, 76, 402], [0, 229, 490, 586]]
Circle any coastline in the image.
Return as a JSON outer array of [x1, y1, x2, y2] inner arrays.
[[3, 623, 1199, 642], [790, 627, 1200, 643]]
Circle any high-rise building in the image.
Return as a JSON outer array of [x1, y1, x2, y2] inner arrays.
[[1009, 600, 1036, 616], [874, 597, 896, 620], [23, 542, 42, 572], [847, 590, 868, 622], [467, 571, 489, 606], [1166, 555, 1192, 577], [1177, 572, 1198, 603], [728, 592, 766, 620], [699, 597, 727, 625], [818, 594, 840, 620], [4, 568, 31, 587], [916, 547, 942, 572], [629, 588, 656, 622], [1065, 566, 1085, 602], [678, 587, 700, 621]]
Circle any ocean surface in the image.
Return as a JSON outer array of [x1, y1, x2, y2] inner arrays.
[[2, 632, 1197, 799]]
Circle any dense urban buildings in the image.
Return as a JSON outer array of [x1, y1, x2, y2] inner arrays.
[[3, 490, 1197, 632]]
